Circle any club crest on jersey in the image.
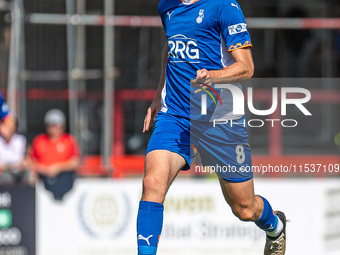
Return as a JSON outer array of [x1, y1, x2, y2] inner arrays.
[[196, 9, 204, 24]]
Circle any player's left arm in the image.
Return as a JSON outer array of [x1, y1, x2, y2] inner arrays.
[[196, 0, 254, 83], [196, 48, 254, 82]]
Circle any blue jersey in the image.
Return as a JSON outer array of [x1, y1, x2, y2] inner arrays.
[[158, 0, 252, 120], [0, 92, 9, 120]]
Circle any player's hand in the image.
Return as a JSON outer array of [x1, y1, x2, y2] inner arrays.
[[143, 98, 162, 133], [190, 69, 212, 94]]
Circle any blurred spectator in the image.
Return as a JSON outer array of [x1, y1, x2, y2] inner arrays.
[[29, 109, 80, 201], [284, 7, 311, 57], [0, 92, 30, 184], [0, 116, 30, 185], [334, 31, 340, 76], [335, 131, 340, 151], [282, 6, 314, 77]]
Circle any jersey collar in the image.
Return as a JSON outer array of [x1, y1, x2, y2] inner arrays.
[[181, 0, 199, 5]]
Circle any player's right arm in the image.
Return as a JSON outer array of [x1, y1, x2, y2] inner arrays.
[[143, 42, 168, 133]]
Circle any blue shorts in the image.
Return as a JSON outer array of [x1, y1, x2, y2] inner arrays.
[[146, 112, 253, 182]]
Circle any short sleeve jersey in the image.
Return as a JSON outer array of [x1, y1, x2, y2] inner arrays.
[[0, 93, 9, 120], [158, 0, 252, 120], [30, 133, 80, 167]]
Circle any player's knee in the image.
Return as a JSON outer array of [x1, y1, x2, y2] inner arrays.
[[142, 175, 158, 191], [232, 206, 256, 222], [142, 175, 166, 203]]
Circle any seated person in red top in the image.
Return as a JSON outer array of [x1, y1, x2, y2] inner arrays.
[[30, 109, 80, 201]]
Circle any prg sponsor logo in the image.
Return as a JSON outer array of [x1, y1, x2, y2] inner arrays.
[[201, 85, 312, 128], [168, 34, 200, 63]]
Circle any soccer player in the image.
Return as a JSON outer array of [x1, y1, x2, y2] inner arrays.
[[137, 1, 286, 255]]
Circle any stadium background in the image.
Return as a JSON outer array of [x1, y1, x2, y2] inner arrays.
[[0, 0, 340, 254]]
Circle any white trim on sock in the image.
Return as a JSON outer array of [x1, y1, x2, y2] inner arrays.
[[266, 217, 283, 238]]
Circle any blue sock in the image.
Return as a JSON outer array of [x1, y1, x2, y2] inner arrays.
[[255, 196, 278, 232], [137, 201, 164, 255]]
